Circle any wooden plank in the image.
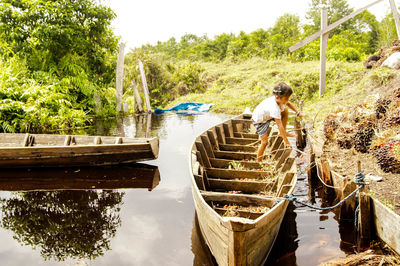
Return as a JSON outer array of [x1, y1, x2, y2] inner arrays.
[[138, 60, 152, 112], [219, 144, 256, 153], [209, 158, 262, 170], [194, 174, 206, 191], [389, 0, 400, 38], [207, 130, 219, 150], [223, 123, 233, 138], [231, 119, 253, 126], [275, 148, 292, 170], [281, 157, 295, 172], [267, 132, 278, 148], [201, 191, 276, 207], [234, 132, 258, 139], [206, 168, 272, 180], [214, 151, 256, 161], [272, 142, 285, 160], [216, 125, 226, 145], [214, 208, 263, 220], [371, 197, 400, 254], [289, 0, 384, 52], [229, 230, 246, 265], [226, 137, 257, 145], [195, 141, 212, 168], [320, 8, 328, 96], [116, 42, 125, 112], [207, 178, 271, 194], [201, 135, 215, 158], [270, 136, 283, 154], [358, 192, 371, 246], [277, 172, 295, 197]]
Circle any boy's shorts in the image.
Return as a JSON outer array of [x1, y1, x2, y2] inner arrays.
[[253, 119, 273, 137]]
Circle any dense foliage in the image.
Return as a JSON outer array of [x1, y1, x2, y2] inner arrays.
[[0, 0, 118, 133]]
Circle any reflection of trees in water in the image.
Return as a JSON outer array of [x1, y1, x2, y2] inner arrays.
[[0, 190, 123, 261]]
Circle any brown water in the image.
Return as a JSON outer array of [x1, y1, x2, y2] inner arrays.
[[0, 113, 356, 265]]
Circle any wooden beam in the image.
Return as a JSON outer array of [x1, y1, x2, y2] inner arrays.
[[201, 191, 276, 207], [116, 42, 125, 112], [289, 0, 385, 52], [138, 60, 152, 113], [389, 0, 400, 39], [358, 192, 371, 247], [320, 9, 328, 97]]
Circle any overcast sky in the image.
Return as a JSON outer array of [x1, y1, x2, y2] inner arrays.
[[103, 0, 398, 50]]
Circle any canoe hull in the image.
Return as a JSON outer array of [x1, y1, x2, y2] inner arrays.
[[189, 114, 297, 265], [0, 134, 159, 168]]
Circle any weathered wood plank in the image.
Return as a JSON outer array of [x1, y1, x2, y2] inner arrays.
[[207, 178, 271, 194], [207, 130, 219, 150], [215, 125, 226, 145], [225, 137, 257, 145], [233, 132, 258, 139], [214, 208, 263, 220], [223, 122, 233, 138], [214, 151, 256, 161], [201, 191, 276, 207], [201, 135, 215, 158], [206, 168, 272, 180], [218, 144, 257, 153], [195, 141, 212, 168], [209, 158, 262, 170]]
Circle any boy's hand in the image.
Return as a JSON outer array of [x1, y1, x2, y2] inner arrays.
[[297, 111, 306, 118]]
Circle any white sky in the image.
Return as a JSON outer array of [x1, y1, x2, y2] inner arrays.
[[103, 0, 399, 50]]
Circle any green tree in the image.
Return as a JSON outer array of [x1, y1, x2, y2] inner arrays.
[[0, 190, 123, 261], [0, 0, 119, 113], [306, 0, 354, 35]]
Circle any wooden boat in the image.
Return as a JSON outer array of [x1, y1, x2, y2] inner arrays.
[[189, 114, 297, 265], [0, 163, 160, 191], [0, 133, 159, 168]]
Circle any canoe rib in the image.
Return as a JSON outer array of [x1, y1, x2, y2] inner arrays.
[[189, 114, 297, 265]]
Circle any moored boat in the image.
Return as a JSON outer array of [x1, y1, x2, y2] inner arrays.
[[0, 133, 159, 168], [189, 114, 297, 265]]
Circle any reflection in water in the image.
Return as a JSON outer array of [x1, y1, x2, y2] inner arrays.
[[0, 190, 123, 261], [0, 163, 160, 191]]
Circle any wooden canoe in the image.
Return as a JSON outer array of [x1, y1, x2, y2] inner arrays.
[[0, 163, 160, 191], [0, 133, 159, 168], [189, 114, 297, 265]]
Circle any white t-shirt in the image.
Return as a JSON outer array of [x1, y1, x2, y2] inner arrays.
[[252, 96, 283, 124]]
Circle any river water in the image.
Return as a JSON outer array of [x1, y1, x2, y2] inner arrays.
[[0, 113, 355, 266]]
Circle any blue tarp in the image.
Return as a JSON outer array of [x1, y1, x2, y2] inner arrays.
[[154, 102, 213, 115]]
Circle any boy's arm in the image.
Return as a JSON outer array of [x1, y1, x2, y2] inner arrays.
[[286, 101, 305, 117], [275, 118, 290, 146], [286, 101, 299, 114]]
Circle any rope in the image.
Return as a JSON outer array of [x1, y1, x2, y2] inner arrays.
[[282, 171, 366, 211]]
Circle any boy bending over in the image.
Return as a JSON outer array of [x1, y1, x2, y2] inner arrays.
[[252, 82, 303, 162]]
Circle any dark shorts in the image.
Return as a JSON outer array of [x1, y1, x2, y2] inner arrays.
[[253, 119, 273, 137]]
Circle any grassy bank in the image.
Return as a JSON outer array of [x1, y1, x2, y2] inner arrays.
[[168, 57, 398, 123]]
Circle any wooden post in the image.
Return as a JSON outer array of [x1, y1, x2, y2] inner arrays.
[[116, 43, 125, 112], [138, 60, 152, 113], [131, 79, 144, 113], [358, 192, 371, 247], [389, 0, 400, 39], [320, 9, 328, 97]]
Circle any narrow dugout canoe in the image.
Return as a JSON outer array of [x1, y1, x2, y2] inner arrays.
[[189, 114, 297, 265], [0, 163, 160, 191], [0, 133, 159, 168]]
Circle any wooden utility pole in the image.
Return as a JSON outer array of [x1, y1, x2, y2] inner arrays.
[[320, 9, 328, 97], [116, 42, 125, 112], [389, 0, 400, 38], [138, 60, 152, 113]]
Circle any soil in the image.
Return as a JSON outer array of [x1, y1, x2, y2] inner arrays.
[[322, 141, 400, 215]]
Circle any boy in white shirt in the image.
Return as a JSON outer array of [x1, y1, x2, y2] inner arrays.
[[252, 82, 303, 162]]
